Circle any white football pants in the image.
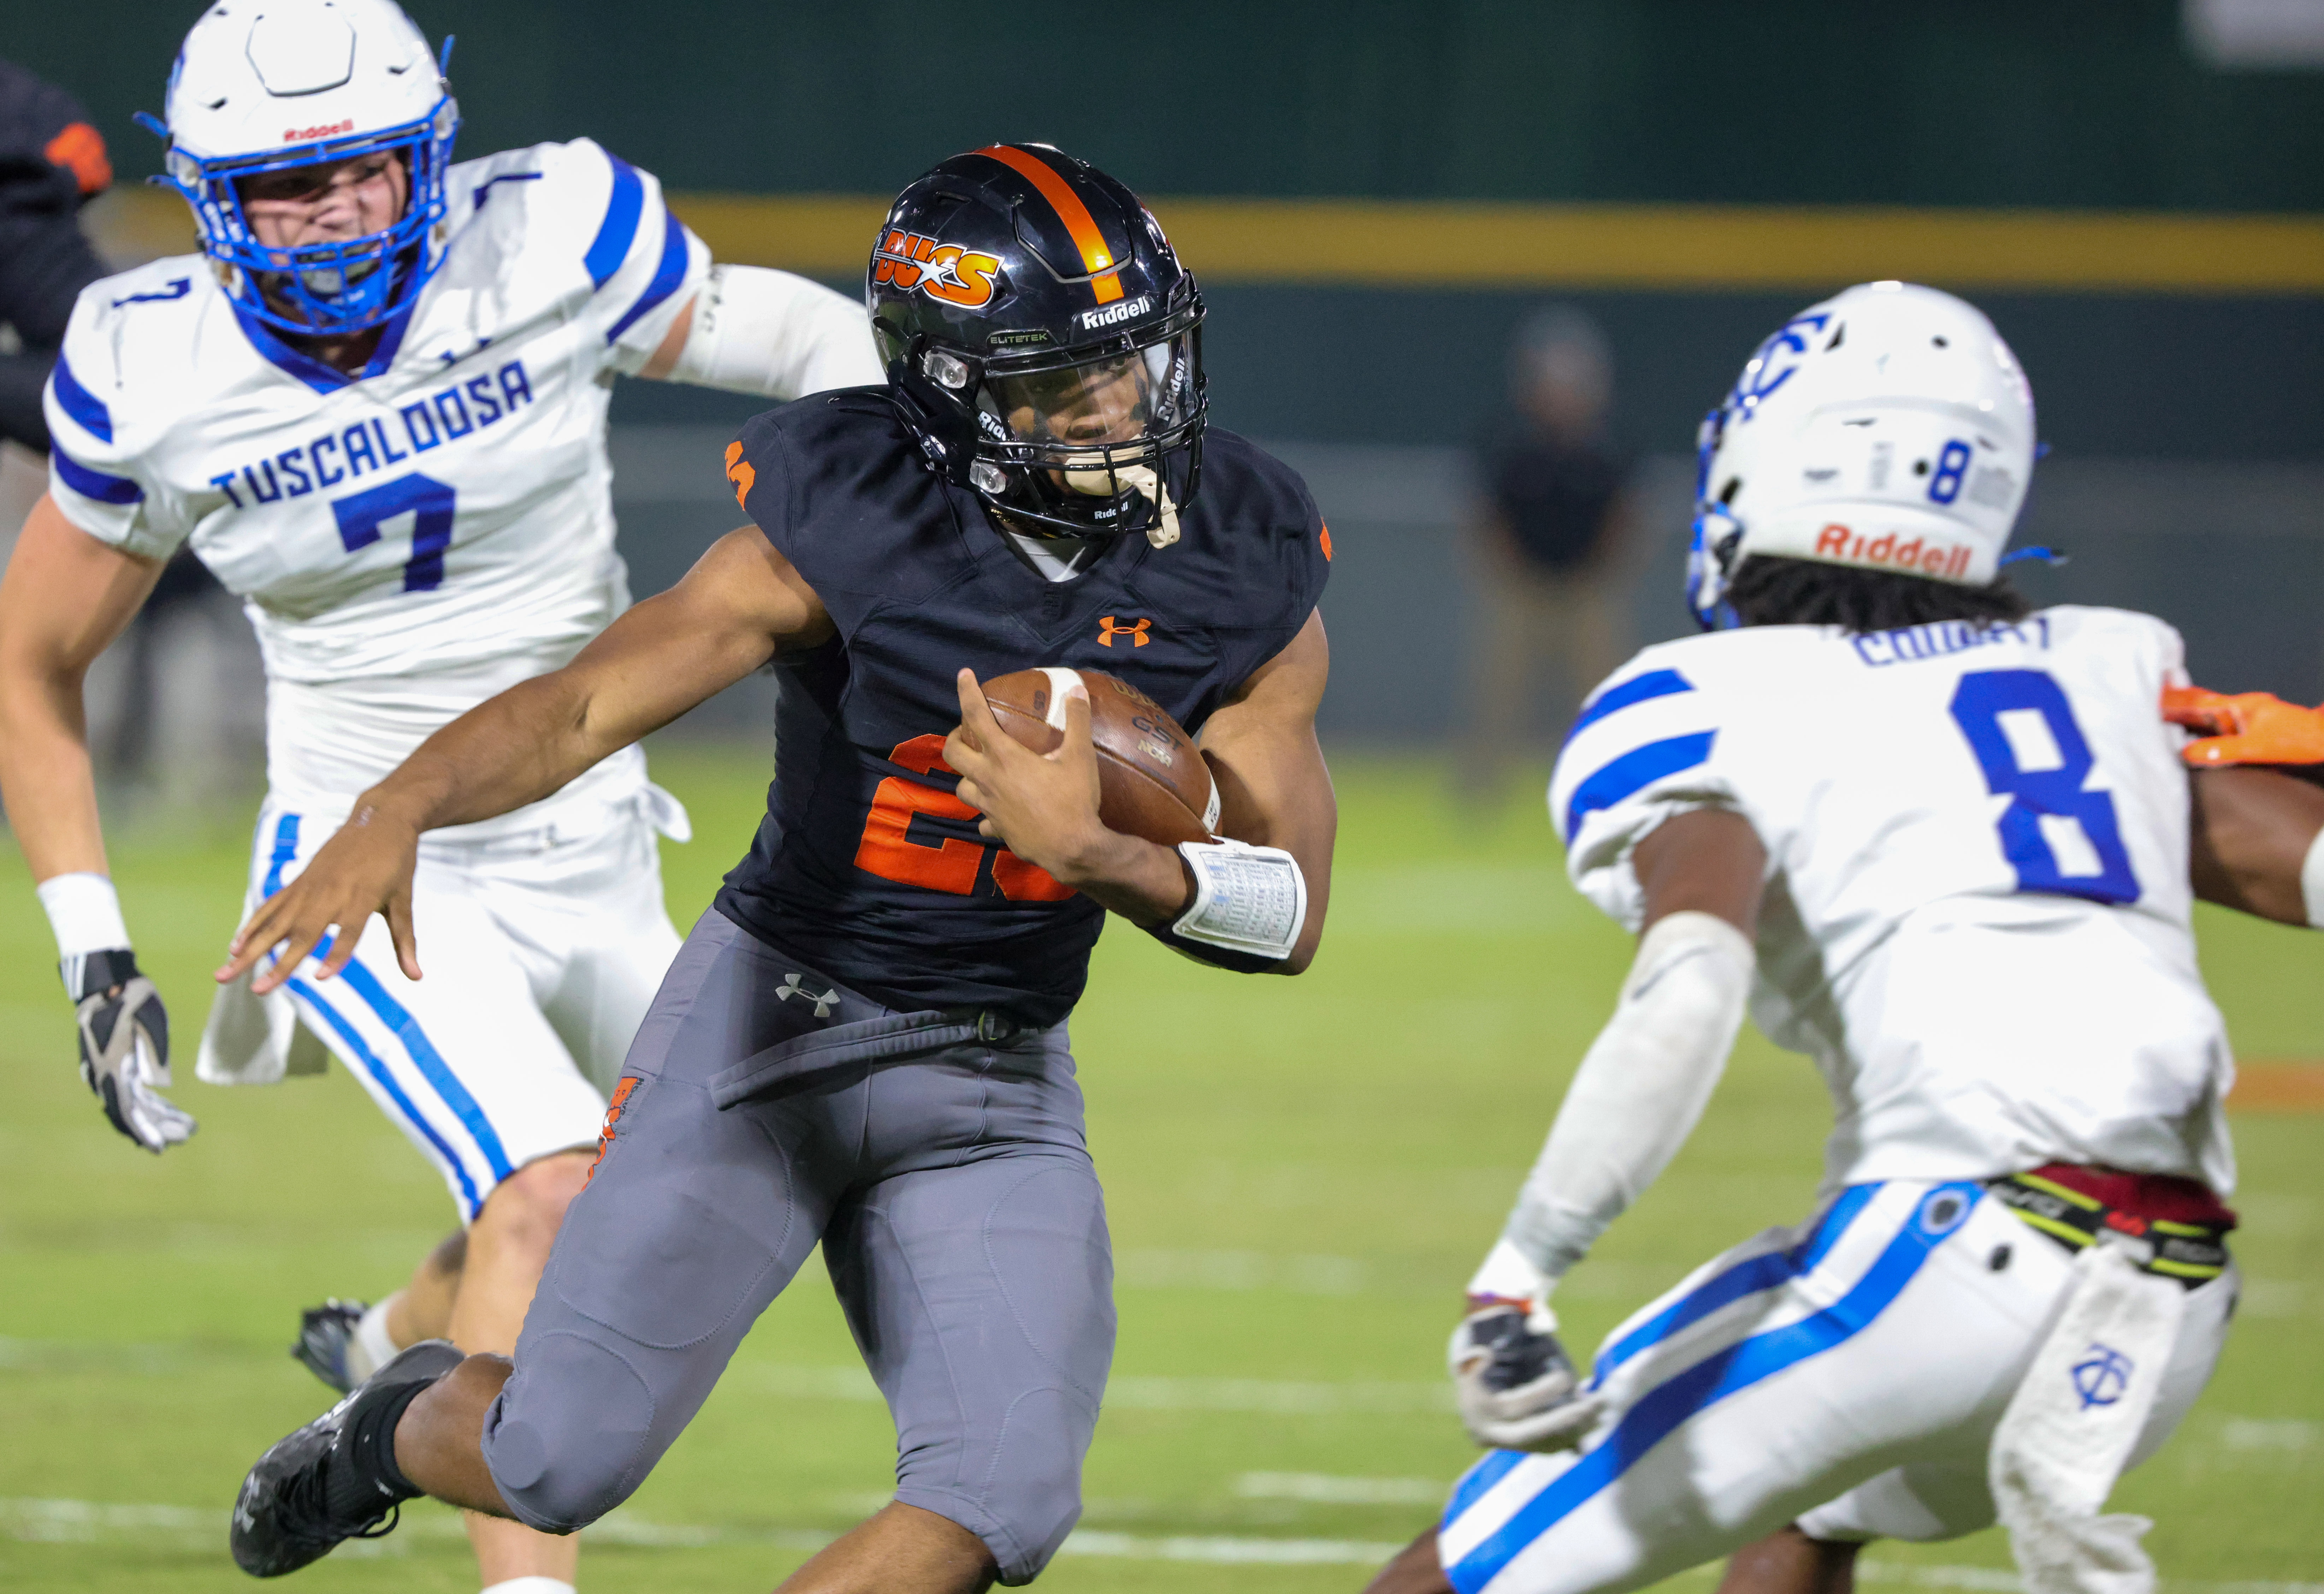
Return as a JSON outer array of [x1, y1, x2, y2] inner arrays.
[[242, 791, 683, 1221], [1438, 1180, 2234, 1594]]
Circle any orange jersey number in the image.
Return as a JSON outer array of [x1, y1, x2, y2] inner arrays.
[[854, 736, 1074, 901]]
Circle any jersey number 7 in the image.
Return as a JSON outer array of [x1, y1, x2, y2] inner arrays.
[[1948, 668, 2140, 905], [332, 472, 455, 591]]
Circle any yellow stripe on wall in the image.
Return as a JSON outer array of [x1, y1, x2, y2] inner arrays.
[[673, 193, 2324, 295], [90, 186, 2324, 294]]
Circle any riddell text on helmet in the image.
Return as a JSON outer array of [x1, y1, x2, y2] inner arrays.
[[1816, 523, 1973, 579]]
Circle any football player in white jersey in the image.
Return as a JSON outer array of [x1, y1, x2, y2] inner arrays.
[[0, 3, 877, 1590], [1364, 282, 2324, 1594]]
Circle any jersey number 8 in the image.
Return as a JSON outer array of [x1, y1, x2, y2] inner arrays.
[[1948, 668, 2140, 905]]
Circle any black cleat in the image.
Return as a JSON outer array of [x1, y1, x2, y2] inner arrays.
[[290, 1299, 368, 1394], [231, 1339, 461, 1577]]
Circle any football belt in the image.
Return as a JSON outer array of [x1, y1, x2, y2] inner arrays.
[[1985, 1171, 2232, 1288]]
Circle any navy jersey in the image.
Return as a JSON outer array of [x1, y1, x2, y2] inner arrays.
[[714, 391, 1330, 1026]]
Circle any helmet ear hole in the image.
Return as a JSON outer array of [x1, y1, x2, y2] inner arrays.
[[1718, 477, 1741, 507]]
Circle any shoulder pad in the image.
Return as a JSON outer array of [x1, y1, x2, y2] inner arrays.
[[730, 390, 959, 604], [47, 265, 206, 460], [1136, 429, 1330, 634]]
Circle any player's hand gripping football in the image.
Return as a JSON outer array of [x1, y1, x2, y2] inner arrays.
[[71, 956, 194, 1154], [216, 802, 425, 994], [2163, 685, 2324, 767], [1449, 1296, 1601, 1453], [945, 668, 1108, 881]]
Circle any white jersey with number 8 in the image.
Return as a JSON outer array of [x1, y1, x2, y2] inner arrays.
[[1550, 605, 2233, 1197], [43, 137, 708, 830]]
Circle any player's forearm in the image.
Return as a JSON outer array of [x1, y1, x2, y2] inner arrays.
[[654, 265, 882, 398], [356, 671, 620, 834], [1496, 911, 1752, 1282], [1053, 828, 1195, 927], [1199, 730, 1336, 973], [2188, 765, 2324, 925], [0, 669, 109, 880], [0, 500, 161, 878]]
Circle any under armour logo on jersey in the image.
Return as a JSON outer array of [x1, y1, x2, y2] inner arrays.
[[1099, 616, 1151, 648], [776, 972, 839, 1019], [2071, 1342, 2135, 1409]]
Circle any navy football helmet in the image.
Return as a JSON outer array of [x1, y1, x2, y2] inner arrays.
[[868, 144, 1205, 544]]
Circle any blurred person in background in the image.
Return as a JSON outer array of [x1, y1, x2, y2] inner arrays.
[[0, 4, 878, 1592], [1459, 306, 1639, 805], [0, 57, 111, 457]]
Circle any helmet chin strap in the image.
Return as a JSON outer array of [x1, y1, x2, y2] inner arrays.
[[1064, 457, 1180, 549]]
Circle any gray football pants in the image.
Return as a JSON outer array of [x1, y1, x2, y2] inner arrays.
[[479, 909, 1114, 1584]]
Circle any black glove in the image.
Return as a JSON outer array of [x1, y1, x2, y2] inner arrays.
[[1449, 1300, 1599, 1452], [68, 949, 194, 1153]]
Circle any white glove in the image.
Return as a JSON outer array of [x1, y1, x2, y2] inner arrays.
[[1449, 1298, 1601, 1453], [70, 950, 195, 1154]]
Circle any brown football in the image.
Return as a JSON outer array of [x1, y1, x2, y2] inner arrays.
[[978, 667, 1218, 848]]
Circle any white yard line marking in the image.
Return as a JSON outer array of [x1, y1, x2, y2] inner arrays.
[[1236, 1472, 1449, 1505], [1058, 1530, 1407, 1564], [734, 1362, 1456, 1413], [0, 1340, 1455, 1412], [6, 1498, 2318, 1588], [1115, 1250, 1371, 1295]]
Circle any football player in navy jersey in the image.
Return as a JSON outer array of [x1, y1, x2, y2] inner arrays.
[[220, 143, 1336, 1592]]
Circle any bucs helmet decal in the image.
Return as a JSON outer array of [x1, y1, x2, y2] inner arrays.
[[871, 230, 1001, 309]]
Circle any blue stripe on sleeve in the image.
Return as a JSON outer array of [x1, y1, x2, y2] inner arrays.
[[52, 448, 143, 505], [1447, 1184, 1979, 1593], [604, 206, 690, 346], [1562, 669, 1692, 750], [336, 961, 516, 1185], [584, 152, 646, 289], [1561, 731, 1716, 843], [48, 352, 112, 442], [289, 978, 484, 1220]]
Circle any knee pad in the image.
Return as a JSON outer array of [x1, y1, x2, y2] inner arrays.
[[899, 1385, 1095, 1585], [480, 1330, 657, 1534]]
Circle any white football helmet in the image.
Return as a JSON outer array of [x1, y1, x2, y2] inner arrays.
[[149, 0, 457, 335], [1685, 281, 2038, 629]]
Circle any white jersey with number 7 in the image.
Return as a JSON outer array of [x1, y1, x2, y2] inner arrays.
[[1550, 605, 2233, 1198], [43, 137, 709, 831]]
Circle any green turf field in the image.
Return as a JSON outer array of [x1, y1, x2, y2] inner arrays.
[[3, 748, 2319, 1593]]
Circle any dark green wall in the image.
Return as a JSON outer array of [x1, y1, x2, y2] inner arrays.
[[16, 1, 2324, 207], [610, 284, 2324, 464], [17, 4, 2319, 464]]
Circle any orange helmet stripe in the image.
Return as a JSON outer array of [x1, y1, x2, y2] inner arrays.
[[974, 144, 1125, 304]]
